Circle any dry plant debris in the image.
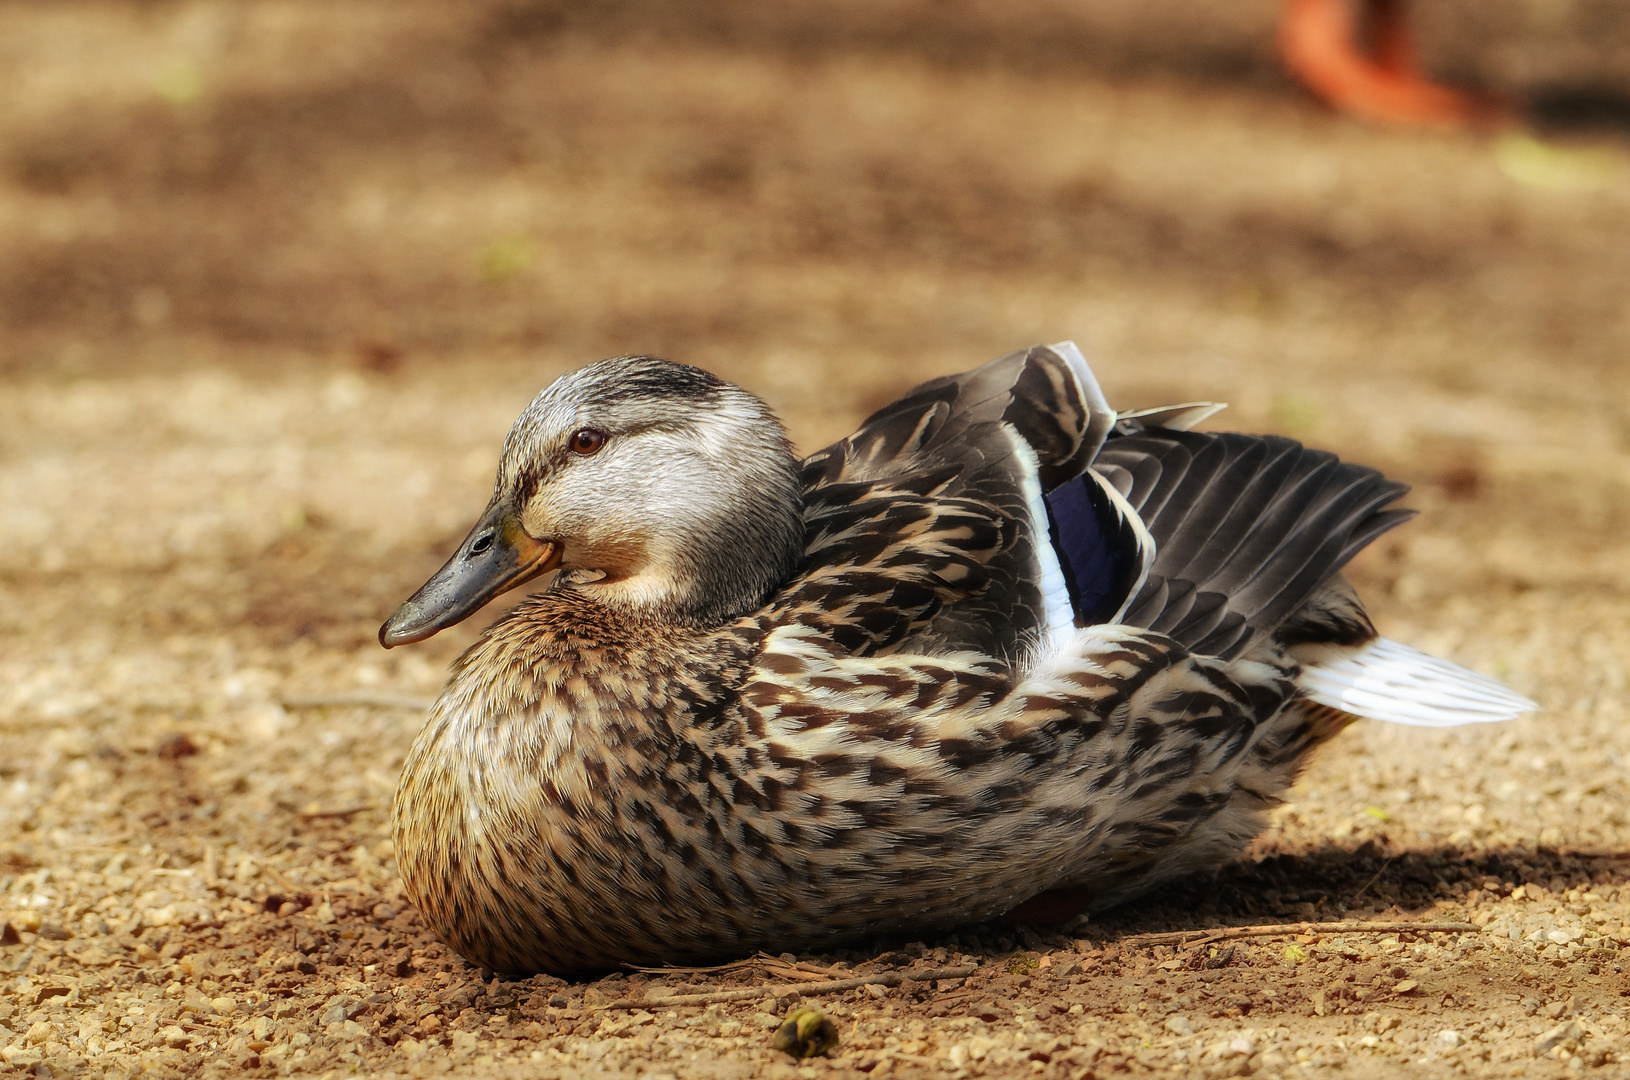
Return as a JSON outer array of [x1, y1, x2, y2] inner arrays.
[[771, 1008, 840, 1060]]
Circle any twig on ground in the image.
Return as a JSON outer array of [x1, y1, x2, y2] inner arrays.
[[598, 965, 979, 1011], [264, 864, 300, 893], [626, 950, 820, 977], [1121, 920, 1476, 950], [281, 692, 433, 711], [299, 805, 375, 819], [627, 952, 854, 982], [1350, 854, 1398, 904], [624, 958, 761, 976], [755, 965, 847, 983]]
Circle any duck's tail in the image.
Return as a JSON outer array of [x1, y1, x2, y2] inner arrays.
[[1298, 636, 1536, 726]]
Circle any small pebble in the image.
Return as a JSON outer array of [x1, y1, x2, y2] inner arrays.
[[1535, 1020, 1585, 1056]]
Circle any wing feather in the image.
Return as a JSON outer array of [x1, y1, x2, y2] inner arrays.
[[778, 344, 1116, 661], [782, 354, 1413, 668], [1093, 430, 1413, 658]]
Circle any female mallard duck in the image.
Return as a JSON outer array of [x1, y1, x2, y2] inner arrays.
[[381, 344, 1532, 976]]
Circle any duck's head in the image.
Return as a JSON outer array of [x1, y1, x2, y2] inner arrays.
[[380, 356, 803, 647]]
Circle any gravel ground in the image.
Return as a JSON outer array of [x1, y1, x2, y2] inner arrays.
[[3, 3, 1630, 1078]]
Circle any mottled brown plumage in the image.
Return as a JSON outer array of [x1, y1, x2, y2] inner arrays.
[[383, 345, 1532, 975]]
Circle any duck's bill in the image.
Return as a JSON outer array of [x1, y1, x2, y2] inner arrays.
[[379, 503, 561, 648]]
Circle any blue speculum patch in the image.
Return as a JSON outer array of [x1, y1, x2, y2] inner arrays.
[[1044, 474, 1139, 626]]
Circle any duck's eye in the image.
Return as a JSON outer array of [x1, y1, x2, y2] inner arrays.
[[569, 429, 607, 456]]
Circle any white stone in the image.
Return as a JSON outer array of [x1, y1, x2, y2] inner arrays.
[[1164, 1015, 1195, 1037]]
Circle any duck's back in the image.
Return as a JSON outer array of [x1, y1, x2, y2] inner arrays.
[[773, 343, 1114, 662], [778, 343, 1411, 670]]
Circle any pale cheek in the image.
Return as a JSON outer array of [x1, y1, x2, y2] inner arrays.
[[590, 572, 683, 611], [518, 497, 557, 540], [549, 504, 678, 578], [569, 532, 651, 577], [521, 491, 594, 540], [530, 460, 714, 542]]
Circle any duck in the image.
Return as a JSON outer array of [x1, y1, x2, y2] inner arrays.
[[379, 344, 1533, 976]]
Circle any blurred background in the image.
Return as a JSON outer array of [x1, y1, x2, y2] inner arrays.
[[2, 0, 1629, 907]]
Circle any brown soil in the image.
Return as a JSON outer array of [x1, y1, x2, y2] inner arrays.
[[3, 3, 1630, 1079]]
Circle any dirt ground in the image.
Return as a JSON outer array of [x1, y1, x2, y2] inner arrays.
[[4, 2, 1630, 1078]]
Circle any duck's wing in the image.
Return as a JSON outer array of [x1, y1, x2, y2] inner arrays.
[[1084, 425, 1535, 721], [1087, 428, 1414, 660], [771, 342, 1123, 662], [775, 343, 1416, 674]]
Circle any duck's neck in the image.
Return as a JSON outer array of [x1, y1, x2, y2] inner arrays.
[[445, 588, 753, 726], [448, 590, 676, 706], [412, 591, 757, 829]]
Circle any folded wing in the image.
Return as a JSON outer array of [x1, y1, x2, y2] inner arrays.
[[774, 342, 1113, 662]]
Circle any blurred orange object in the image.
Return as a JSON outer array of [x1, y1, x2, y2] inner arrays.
[[1280, 0, 1507, 127]]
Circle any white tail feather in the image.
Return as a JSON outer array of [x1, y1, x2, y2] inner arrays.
[[1299, 637, 1536, 727]]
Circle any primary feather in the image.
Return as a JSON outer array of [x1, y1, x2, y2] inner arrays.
[[385, 343, 1534, 975]]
